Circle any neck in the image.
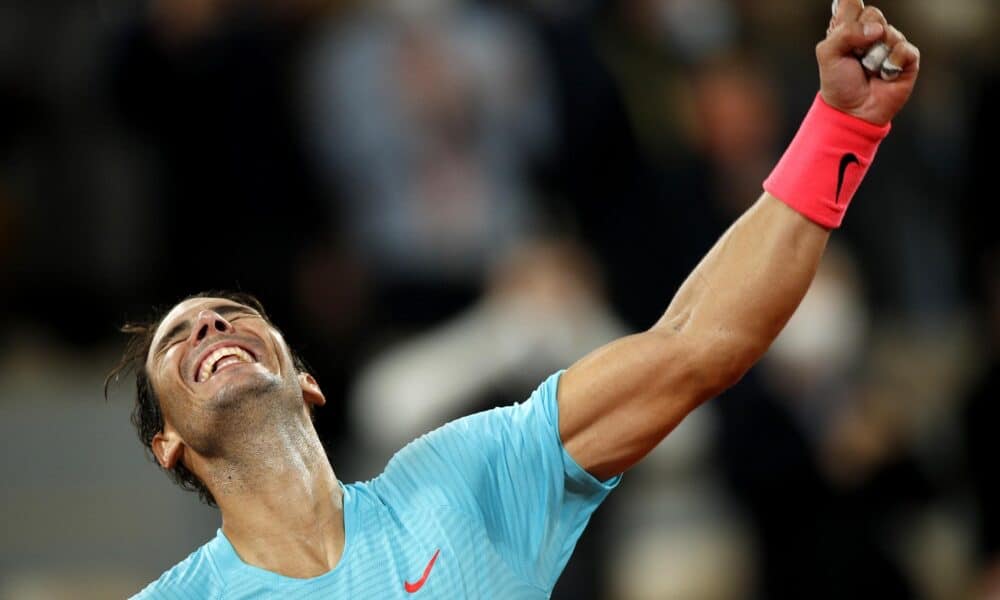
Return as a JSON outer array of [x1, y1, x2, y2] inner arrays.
[[207, 416, 345, 579]]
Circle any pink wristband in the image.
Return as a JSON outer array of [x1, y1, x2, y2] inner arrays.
[[763, 93, 891, 229]]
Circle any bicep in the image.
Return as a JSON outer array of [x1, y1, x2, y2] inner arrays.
[[558, 196, 830, 481], [558, 328, 718, 481]]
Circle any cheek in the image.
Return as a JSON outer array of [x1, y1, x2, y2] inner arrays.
[[164, 345, 183, 367], [162, 348, 186, 386], [152, 349, 190, 409], [267, 331, 290, 374]]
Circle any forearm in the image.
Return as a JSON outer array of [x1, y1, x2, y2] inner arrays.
[[559, 192, 830, 478], [652, 192, 830, 394], [559, 0, 918, 480]]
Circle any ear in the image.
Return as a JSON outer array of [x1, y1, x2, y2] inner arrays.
[[299, 372, 326, 407], [151, 424, 185, 470]]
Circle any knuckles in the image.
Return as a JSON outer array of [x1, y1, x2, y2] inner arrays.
[[887, 25, 907, 43], [860, 5, 887, 24], [908, 43, 921, 68]]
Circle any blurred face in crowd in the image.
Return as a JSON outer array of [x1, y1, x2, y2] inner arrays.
[[144, 297, 324, 470]]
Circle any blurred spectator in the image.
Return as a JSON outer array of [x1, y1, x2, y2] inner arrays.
[[833, 0, 985, 321], [565, 0, 716, 331], [717, 245, 963, 599], [303, 0, 554, 327], [594, 0, 736, 165], [350, 237, 625, 468], [688, 52, 782, 217]]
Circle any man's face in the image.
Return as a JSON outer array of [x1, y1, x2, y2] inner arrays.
[[145, 297, 303, 457]]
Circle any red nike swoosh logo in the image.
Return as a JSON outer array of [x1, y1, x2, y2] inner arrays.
[[404, 549, 440, 593]]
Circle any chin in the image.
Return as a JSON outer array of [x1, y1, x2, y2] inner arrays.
[[209, 371, 289, 410]]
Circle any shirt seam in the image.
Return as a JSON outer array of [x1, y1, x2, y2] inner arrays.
[[205, 542, 230, 598]]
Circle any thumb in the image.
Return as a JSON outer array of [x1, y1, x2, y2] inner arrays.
[[820, 20, 884, 59]]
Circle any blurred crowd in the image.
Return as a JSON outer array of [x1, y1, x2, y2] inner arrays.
[[0, 0, 998, 598]]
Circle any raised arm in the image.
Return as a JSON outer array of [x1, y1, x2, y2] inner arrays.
[[558, 0, 920, 481]]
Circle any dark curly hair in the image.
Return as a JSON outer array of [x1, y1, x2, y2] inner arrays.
[[104, 291, 309, 507]]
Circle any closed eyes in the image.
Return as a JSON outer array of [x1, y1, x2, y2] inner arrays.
[[154, 308, 259, 358]]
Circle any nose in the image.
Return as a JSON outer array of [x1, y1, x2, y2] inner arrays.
[[191, 310, 233, 344]]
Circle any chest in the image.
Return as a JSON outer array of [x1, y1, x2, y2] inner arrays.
[[223, 506, 544, 599]]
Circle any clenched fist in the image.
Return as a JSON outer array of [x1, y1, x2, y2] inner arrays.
[[819, 0, 920, 125]]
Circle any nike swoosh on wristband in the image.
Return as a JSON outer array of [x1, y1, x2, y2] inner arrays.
[[404, 549, 440, 593], [836, 152, 860, 204]]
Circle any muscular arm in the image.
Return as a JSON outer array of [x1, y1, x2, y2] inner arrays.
[[557, 0, 920, 481], [559, 193, 827, 480]]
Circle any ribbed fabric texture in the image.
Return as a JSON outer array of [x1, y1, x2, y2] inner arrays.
[[132, 371, 620, 599]]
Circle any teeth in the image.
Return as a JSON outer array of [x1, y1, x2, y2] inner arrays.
[[197, 346, 255, 382]]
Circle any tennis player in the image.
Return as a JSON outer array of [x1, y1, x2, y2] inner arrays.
[[115, 1, 919, 597]]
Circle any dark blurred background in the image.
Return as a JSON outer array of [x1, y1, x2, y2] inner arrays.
[[1, 0, 998, 598]]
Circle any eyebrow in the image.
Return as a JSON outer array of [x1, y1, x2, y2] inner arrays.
[[152, 304, 257, 358]]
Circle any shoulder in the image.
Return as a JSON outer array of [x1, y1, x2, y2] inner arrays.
[[368, 373, 565, 506], [388, 371, 562, 466], [130, 542, 225, 600], [428, 371, 563, 445]]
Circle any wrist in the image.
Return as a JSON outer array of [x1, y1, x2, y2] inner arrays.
[[764, 92, 891, 229]]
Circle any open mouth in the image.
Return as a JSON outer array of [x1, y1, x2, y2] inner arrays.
[[194, 345, 258, 383]]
